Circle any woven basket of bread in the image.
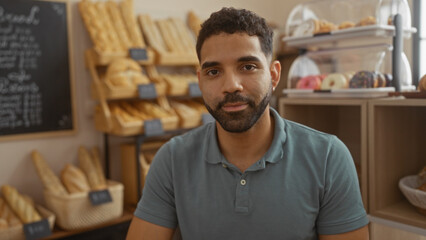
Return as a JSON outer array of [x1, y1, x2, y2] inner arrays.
[[43, 180, 123, 230], [0, 205, 55, 240], [399, 175, 426, 215]]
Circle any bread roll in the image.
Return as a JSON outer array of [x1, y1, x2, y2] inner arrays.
[[31, 150, 68, 195], [61, 163, 91, 194], [106, 58, 150, 87], [1, 185, 41, 224], [79, 147, 107, 190], [0, 197, 21, 227]]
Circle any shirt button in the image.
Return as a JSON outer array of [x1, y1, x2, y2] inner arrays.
[[222, 163, 227, 168], [240, 179, 246, 186]]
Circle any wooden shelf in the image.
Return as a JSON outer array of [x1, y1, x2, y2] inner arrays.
[[278, 97, 369, 211], [368, 98, 426, 229]]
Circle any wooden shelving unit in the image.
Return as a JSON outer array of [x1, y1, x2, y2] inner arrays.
[[368, 98, 426, 229], [278, 97, 369, 211]]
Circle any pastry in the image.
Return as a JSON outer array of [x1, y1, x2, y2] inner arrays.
[[419, 75, 426, 92], [349, 71, 377, 88], [0, 197, 21, 227], [315, 19, 337, 34], [1, 185, 41, 224], [338, 21, 355, 30], [31, 150, 68, 195], [357, 16, 376, 26], [321, 73, 348, 90], [374, 71, 387, 88], [296, 75, 322, 90], [61, 163, 91, 194], [90, 147, 107, 188]]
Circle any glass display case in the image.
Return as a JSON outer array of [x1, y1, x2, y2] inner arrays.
[[287, 44, 412, 91], [285, 0, 414, 41]]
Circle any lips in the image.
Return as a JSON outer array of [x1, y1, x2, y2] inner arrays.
[[222, 102, 248, 112]]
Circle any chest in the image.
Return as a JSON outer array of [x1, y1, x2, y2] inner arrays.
[[173, 163, 321, 240]]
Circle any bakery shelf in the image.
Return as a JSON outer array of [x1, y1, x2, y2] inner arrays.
[[85, 48, 155, 67], [283, 25, 416, 48], [278, 98, 369, 211], [368, 98, 426, 229]]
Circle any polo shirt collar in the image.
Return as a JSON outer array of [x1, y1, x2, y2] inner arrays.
[[204, 107, 287, 165]]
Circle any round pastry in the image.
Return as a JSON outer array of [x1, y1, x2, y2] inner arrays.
[[374, 71, 387, 88], [383, 73, 393, 87], [338, 21, 355, 30], [419, 74, 426, 92], [321, 73, 348, 90], [343, 71, 355, 82], [357, 16, 376, 26], [296, 75, 322, 90], [315, 19, 337, 34], [349, 71, 377, 88], [292, 19, 319, 37]]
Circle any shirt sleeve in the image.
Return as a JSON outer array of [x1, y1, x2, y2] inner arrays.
[[316, 136, 369, 235], [134, 142, 178, 229]]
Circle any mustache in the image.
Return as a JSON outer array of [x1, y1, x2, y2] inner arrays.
[[216, 93, 255, 110]]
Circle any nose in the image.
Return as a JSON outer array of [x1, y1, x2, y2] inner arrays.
[[222, 71, 243, 94]]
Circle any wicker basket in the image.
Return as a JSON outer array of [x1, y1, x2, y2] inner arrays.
[[398, 175, 426, 215], [43, 180, 123, 230], [0, 205, 55, 240]]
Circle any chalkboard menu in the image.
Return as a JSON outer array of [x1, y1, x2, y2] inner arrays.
[[0, 0, 74, 138]]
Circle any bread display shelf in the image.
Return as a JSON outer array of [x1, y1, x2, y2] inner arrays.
[[94, 104, 179, 136], [283, 87, 397, 98], [283, 25, 416, 48], [0, 205, 55, 240], [154, 51, 198, 66], [85, 48, 155, 66]]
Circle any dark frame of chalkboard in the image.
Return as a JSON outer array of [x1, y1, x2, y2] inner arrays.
[[0, 0, 77, 141]]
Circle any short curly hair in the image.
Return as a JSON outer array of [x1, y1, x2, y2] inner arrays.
[[196, 7, 273, 61]]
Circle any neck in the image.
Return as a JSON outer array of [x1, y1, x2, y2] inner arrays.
[[216, 107, 275, 172]]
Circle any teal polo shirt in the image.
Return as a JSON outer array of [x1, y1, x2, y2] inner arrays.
[[134, 108, 368, 239]]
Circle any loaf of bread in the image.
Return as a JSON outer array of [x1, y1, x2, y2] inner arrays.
[[119, 0, 146, 47], [61, 163, 91, 194], [1, 185, 41, 224], [0, 218, 7, 230], [0, 197, 21, 227], [31, 150, 68, 195], [138, 14, 168, 52], [79, 146, 107, 190], [90, 147, 107, 188], [187, 11, 202, 37], [106, 58, 150, 87], [171, 17, 196, 52], [105, 0, 133, 50]]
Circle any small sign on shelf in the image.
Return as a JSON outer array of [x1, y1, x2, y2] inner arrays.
[[89, 189, 113, 206], [138, 83, 157, 99], [129, 48, 148, 61], [144, 119, 164, 136], [23, 219, 52, 240]]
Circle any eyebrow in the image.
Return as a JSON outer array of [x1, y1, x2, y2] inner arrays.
[[201, 56, 262, 70]]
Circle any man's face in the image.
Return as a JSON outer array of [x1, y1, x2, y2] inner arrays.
[[197, 33, 274, 133]]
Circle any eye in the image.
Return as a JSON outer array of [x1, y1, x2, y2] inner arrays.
[[206, 69, 219, 76], [241, 64, 257, 71]]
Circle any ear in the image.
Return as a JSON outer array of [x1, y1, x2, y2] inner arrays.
[[270, 60, 281, 91]]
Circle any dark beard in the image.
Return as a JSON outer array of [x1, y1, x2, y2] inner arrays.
[[204, 85, 272, 133]]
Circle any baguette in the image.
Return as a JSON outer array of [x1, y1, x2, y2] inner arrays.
[[61, 163, 91, 194], [119, 0, 146, 47], [1, 185, 41, 224], [106, 0, 133, 50], [0, 197, 21, 227], [138, 14, 167, 52], [31, 150, 68, 195], [90, 147, 107, 188], [78, 146, 107, 190], [187, 11, 202, 37]]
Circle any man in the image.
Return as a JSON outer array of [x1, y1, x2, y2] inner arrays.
[[127, 7, 369, 240]]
